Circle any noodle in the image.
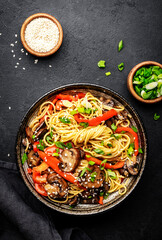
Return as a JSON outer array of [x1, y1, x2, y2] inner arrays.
[[27, 92, 136, 204]]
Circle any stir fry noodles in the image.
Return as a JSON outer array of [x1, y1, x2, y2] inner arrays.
[[22, 91, 141, 207]]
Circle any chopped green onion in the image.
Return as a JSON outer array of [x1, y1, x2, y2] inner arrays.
[[98, 60, 106, 68], [118, 62, 124, 71], [52, 153, 59, 157], [59, 117, 71, 124], [70, 110, 77, 115], [90, 172, 97, 182], [100, 159, 107, 170], [127, 145, 134, 156], [131, 126, 138, 132], [86, 155, 91, 158], [22, 153, 28, 164], [77, 107, 85, 113], [107, 169, 117, 179], [154, 113, 160, 120], [79, 122, 89, 128], [55, 141, 66, 149], [94, 148, 105, 155], [89, 161, 95, 166], [111, 123, 117, 131], [66, 142, 73, 149], [107, 143, 113, 147], [118, 40, 123, 52], [138, 148, 143, 153], [32, 135, 36, 139], [100, 140, 104, 146], [105, 72, 111, 76]]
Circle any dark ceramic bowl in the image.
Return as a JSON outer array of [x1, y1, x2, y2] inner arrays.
[[16, 84, 147, 215]]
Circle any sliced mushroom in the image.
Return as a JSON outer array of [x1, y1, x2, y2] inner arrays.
[[27, 150, 41, 167], [25, 127, 34, 143], [33, 121, 47, 140], [126, 156, 138, 175], [105, 117, 116, 128], [105, 99, 115, 107], [79, 165, 105, 189], [59, 148, 80, 172], [46, 173, 68, 198], [68, 196, 79, 207], [119, 161, 129, 177]]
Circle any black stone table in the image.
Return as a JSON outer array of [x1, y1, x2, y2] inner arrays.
[[0, 1, 162, 240]]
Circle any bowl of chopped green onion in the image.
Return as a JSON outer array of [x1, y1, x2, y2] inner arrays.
[[127, 61, 162, 103]]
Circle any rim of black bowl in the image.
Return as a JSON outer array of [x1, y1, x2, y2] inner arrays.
[[16, 83, 147, 215]]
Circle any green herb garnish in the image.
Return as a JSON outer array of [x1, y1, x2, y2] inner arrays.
[[100, 159, 107, 170], [138, 148, 143, 153], [59, 117, 71, 124], [118, 40, 123, 52], [32, 135, 36, 139], [127, 145, 134, 156], [55, 141, 66, 149], [66, 142, 73, 149], [94, 148, 105, 155], [131, 126, 138, 132], [154, 113, 160, 120], [79, 122, 89, 128], [46, 136, 54, 144], [22, 153, 28, 164], [118, 62, 124, 71], [111, 134, 121, 140], [107, 169, 117, 179], [89, 161, 95, 166], [105, 72, 111, 76], [70, 110, 77, 115], [90, 172, 97, 182], [52, 152, 59, 157], [86, 155, 91, 158], [77, 107, 85, 113], [111, 123, 117, 131], [98, 60, 106, 68], [107, 143, 113, 147]]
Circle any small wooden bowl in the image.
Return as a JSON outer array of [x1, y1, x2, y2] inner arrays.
[[127, 61, 162, 103], [20, 13, 63, 57]]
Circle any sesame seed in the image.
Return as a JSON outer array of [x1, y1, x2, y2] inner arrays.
[[10, 43, 14, 47], [0, 33, 2, 35], [15, 34, 17, 37], [26, 52, 28, 55], [7, 153, 10, 157], [15, 41, 17, 43], [49, 65, 52, 68], [15, 66, 17, 68], [13, 55, 15, 57], [11, 50, 14, 53], [16, 63, 19, 65], [34, 59, 38, 64], [23, 67, 25, 70], [19, 58, 22, 60], [24, 17, 59, 52], [9, 106, 11, 110]]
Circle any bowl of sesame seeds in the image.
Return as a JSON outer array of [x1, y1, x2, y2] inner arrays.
[[20, 13, 63, 57]]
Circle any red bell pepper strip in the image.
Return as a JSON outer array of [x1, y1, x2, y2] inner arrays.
[[99, 196, 104, 205], [115, 127, 139, 156], [27, 168, 32, 174], [85, 156, 125, 169], [55, 100, 64, 111], [32, 171, 47, 184], [55, 93, 86, 102], [37, 151, 78, 184], [35, 183, 47, 196], [33, 141, 39, 152], [74, 109, 117, 126], [33, 162, 49, 173], [44, 145, 60, 155]]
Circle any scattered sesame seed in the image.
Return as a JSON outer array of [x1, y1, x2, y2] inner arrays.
[[15, 41, 17, 43], [21, 49, 24, 52], [10, 43, 14, 47], [0, 33, 2, 35], [15, 34, 17, 37], [7, 153, 10, 157], [16, 63, 19, 65], [23, 67, 25, 70], [9, 106, 11, 110], [13, 55, 15, 57], [15, 66, 17, 68], [34, 59, 38, 64], [26, 52, 28, 55], [11, 50, 14, 53], [19, 58, 22, 60], [49, 65, 52, 68]]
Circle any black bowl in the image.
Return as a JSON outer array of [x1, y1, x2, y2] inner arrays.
[[16, 83, 147, 215]]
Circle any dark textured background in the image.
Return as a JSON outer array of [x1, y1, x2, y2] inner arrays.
[[0, 0, 162, 239]]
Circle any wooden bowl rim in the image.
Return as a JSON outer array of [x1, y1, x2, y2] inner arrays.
[[127, 61, 162, 103], [20, 13, 63, 57]]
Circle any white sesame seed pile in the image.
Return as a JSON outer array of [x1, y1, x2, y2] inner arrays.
[[25, 17, 59, 53]]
